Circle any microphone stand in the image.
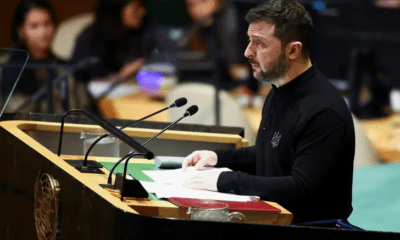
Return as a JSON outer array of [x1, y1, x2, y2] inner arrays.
[[107, 113, 190, 185], [83, 106, 168, 168], [119, 152, 148, 200], [116, 106, 197, 200], [57, 109, 153, 173]]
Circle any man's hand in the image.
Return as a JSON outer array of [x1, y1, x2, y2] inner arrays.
[[183, 170, 222, 191], [182, 150, 218, 172]]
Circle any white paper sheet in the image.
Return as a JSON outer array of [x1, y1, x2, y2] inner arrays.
[[88, 81, 138, 98], [141, 167, 255, 202], [143, 167, 231, 186]]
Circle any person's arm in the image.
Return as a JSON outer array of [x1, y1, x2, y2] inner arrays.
[[214, 145, 257, 173], [217, 110, 347, 201], [118, 58, 145, 78], [182, 145, 257, 170], [182, 146, 257, 191]]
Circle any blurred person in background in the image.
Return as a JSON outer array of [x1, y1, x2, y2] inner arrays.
[[182, 0, 258, 99], [1, 0, 61, 113], [70, 0, 168, 115], [71, 0, 165, 93]]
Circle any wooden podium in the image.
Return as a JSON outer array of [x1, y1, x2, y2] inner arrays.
[[0, 119, 292, 240]]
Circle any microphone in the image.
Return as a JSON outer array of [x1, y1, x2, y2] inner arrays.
[[184, 105, 198, 117], [117, 105, 198, 200], [57, 109, 154, 173], [82, 97, 187, 167], [108, 104, 198, 184]]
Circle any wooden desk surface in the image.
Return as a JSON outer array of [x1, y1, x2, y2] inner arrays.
[[358, 114, 400, 162], [63, 155, 293, 226], [99, 93, 168, 122]]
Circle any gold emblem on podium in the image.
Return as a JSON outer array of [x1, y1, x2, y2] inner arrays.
[[34, 172, 60, 240]]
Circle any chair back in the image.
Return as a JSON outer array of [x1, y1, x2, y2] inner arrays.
[[51, 13, 94, 61], [352, 114, 379, 167]]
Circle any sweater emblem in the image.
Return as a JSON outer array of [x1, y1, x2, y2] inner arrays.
[[271, 132, 281, 148]]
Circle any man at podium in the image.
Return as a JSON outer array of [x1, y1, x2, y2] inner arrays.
[[182, 0, 355, 224]]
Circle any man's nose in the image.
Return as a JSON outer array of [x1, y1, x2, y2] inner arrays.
[[244, 44, 254, 59]]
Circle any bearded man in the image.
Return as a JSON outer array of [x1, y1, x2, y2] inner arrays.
[[182, 0, 355, 224]]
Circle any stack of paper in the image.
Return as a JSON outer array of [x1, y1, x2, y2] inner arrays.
[[141, 167, 256, 202]]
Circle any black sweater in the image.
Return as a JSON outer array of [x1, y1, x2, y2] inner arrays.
[[215, 65, 355, 223]]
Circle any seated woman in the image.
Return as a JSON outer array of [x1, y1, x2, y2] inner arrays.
[[1, 0, 61, 113], [71, 0, 165, 95]]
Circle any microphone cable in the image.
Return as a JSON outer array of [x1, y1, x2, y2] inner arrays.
[[119, 152, 147, 201]]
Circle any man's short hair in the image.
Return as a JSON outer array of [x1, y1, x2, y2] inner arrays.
[[245, 0, 313, 57]]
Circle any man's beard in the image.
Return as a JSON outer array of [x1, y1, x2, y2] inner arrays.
[[252, 50, 288, 83]]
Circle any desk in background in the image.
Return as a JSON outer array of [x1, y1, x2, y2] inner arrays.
[[358, 114, 400, 162], [99, 93, 168, 122]]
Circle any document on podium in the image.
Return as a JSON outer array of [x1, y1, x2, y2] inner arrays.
[[141, 167, 256, 202]]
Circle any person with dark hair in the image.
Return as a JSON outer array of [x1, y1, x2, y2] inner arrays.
[[10, 0, 57, 56], [71, 0, 163, 84], [181, 0, 257, 94], [70, 0, 168, 115], [1, 0, 61, 113], [181, 0, 356, 224]]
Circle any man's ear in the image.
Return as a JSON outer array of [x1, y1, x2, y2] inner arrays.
[[286, 41, 302, 60]]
